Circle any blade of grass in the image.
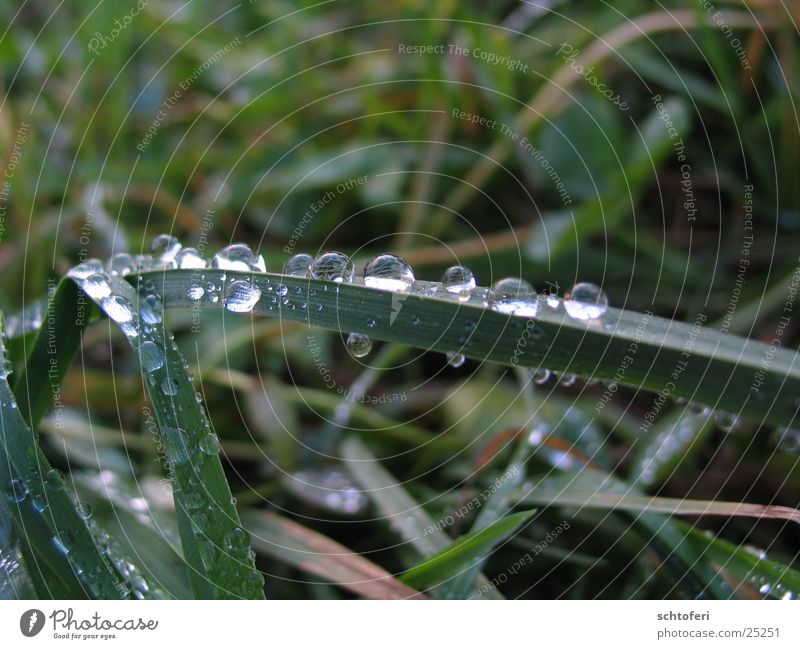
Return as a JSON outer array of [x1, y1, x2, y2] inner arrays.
[[400, 510, 535, 591], [152, 267, 800, 429], [241, 509, 427, 600], [0, 315, 126, 599], [51, 270, 264, 599]]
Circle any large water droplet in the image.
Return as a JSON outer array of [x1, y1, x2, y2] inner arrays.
[[224, 527, 249, 552], [175, 247, 206, 269], [210, 243, 265, 273], [446, 351, 466, 368], [187, 285, 205, 300], [76, 502, 93, 520], [775, 427, 800, 453], [160, 377, 179, 396], [5, 479, 29, 504], [139, 340, 166, 372], [107, 252, 136, 276], [441, 265, 476, 300], [223, 280, 262, 313], [68, 259, 105, 280], [363, 254, 414, 291], [139, 294, 163, 325], [82, 273, 112, 301], [283, 253, 314, 277], [199, 433, 221, 456], [489, 277, 539, 317], [52, 530, 74, 555], [310, 251, 354, 283], [45, 468, 65, 489], [32, 494, 49, 512], [150, 234, 182, 266], [530, 368, 551, 385], [346, 333, 372, 358], [166, 427, 191, 465], [564, 282, 608, 321], [714, 411, 739, 434], [102, 295, 135, 324]]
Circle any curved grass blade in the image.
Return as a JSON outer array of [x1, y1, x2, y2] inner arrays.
[[241, 510, 427, 600], [400, 510, 535, 592], [0, 315, 126, 599], [151, 268, 800, 429], [681, 523, 800, 600], [58, 271, 264, 599]]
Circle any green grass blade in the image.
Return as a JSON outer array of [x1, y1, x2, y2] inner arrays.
[[0, 315, 126, 599], [241, 510, 427, 600], [400, 510, 535, 592], [0, 500, 37, 598], [682, 523, 800, 600], [150, 268, 800, 429], [63, 271, 264, 599]]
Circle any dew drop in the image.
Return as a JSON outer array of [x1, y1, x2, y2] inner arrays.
[[199, 433, 221, 456], [775, 427, 800, 453], [283, 253, 314, 277], [165, 427, 191, 465], [276, 284, 288, 297], [223, 280, 262, 313], [102, 295, 134, 324], [564, 282, 608, 321], [106, 252, 136, 276], [310, 251, 354, 283], [530, 368, 551, 385], [150, 234, 182, 266], [175, 247, 206, 269], [45, 468, 65, 489], [545, 294, 560, 309], [363, 254, 414, 291], [441, 265, 476, 300], [68, 258, 105, 280], [76, 502, 92, 520], [52, 530, 74, 555], [81, 273, 112, 301], [139, 293, 164, 325], [346, 333, 372, 358], [446, 351, 466, 368], [5, 479, 29, 504], [489, 277, 539, 317], [559, 373, 577, 387], [210, 243, 265, 273], [139, 340, 166, 372], [160, 377, 179, 396], [224, 527, 249, 552], [32, 493, 49, 512], [714, 411, 739, 434], [187, 285, 205, 300]]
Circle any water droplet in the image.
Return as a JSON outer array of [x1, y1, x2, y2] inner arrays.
[[5, 479, 29, 504], [283, 253, 314, 277], [160, 377, 179, 396], [191, 512, 209, 533], [107, 253, 136, 276], [102, 295, 134, 324], [150, 234, 182, 266], [45, 468, 65, 489], [441, 265, 476, 300], [489, 277, 539, 317], [76, 502, 92, 520], [139, 340, 165, 372], [530, 368, 551, 385], [346, 333, 372, 358], [560, 373, 577, 387], [52, 530, 74, 555], [714, 411, 739, 433], [759, 583, 771, 595], [545, 294, 560, 309], [68, 258, 105, 280], [80, 273, 112, 300], [187, 285, 205, 300], [224, 527, 249, 552], [366, 318, 376, 328], [310, 251, 354, 283], [564, 282, 608, 321], [199, 433, 221, 456], [775, 427, 800, 453], [210, 243, 266, 273], [363, 254, 414, 291], [139, 294, 163, 325], [446, 351, 466, 368], [276, 284, 288, 297], [32, 493, 49, 512], [175, 247, 206, 269], [223, 280, 262, 313]]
